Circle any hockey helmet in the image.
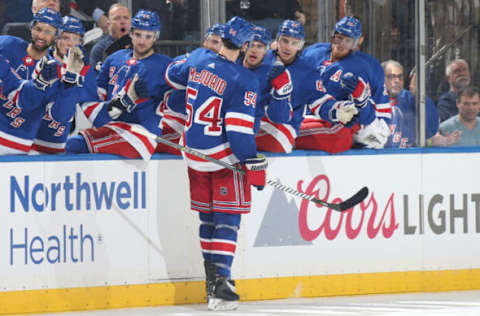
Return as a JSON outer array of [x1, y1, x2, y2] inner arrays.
[[62, 16, 85, 36], [31, 7, 63, 32], [277, 19, 305, 40], [131, 9, 161, 34], [249, 26, 271, 47], [222, 16, 252, 48], [226, 16, 248, 31], [334, 16, 362, 39], [205, 23, 225, 39]]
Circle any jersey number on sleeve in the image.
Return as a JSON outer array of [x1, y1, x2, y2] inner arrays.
[[244, 91, 257, 107]]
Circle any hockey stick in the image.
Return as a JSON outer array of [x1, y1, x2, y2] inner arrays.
[[410, 24, 472, 76], [132, 126, 368, 212]]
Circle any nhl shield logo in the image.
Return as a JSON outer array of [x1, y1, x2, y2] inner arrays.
[[220, 187, 228, 196]]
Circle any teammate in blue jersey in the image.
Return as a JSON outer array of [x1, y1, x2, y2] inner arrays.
[[255, 19, 359, 153], [203, 23, 226, 53], [240, 25, 294, 133], [32, 16, 95, 154], [165, 22, 267, 311], [0, 8, 84, 154], [66, 10, 172, 160], [302, 16, 391, 149], [355, 50, 391, 121], [156, 23, 227, 156]]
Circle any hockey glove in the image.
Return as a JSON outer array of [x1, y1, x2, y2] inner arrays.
[[61, 45, 91, 87], [354, 118, 391, 149], [340, 72, 370, 108], [32, 56, 60, 91], [244, 154, 268, 191], [267, 60, 293, 100], [117, 74, 150, 113], [107, 99, 124, 119], [328, 100, 358, 125]]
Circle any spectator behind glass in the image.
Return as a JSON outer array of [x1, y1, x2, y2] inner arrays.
[[67, 1, 117, 34], [89, 3, 131, 70], [32, 0, 61, 14], [409, 71, 462, 147], [438, 86, 480, 147], [382, 60, 439, 147], [0, 0, 60, 40], [437, 59, 471, 122], [226, 0, 305, 38]]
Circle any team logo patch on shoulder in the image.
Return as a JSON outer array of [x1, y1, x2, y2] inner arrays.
[[23, 56, 34, 67], [127, 58, 137, 66], [220, 187, 228, 196]]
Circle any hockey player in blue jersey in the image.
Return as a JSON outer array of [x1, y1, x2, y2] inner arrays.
[[302, 16, 391, 149], [155, 23, 227, 156], [32, 16, 95, 153], [239, 24, 294, 133], [0, 8, 84, 154], [165, 22, 266, 311], [203, 23, 226, 53], [255, 19, 361, 153], [66, 10, 172, 160]]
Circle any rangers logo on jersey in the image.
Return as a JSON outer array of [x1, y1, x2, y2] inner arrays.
[[22, 56, 34, 66]]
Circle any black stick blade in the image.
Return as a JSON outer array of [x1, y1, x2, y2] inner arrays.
[[324, 186, 369, 212]]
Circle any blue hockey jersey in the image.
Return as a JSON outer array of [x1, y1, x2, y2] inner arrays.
[[387, 89, 439, 147], [243, 59, 293, 133], [355, 50, 391, 122], [0, 35, 69, 151], [90, 49, 172, 136], [32, 63, 98, 153], [302, 43, 380, 125], [166, 48, 260, 171], [262, 50, 340, 132]]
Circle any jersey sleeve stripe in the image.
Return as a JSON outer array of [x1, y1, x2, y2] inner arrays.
[[225, 112, 255, 134], [309, 94, 335, 116], [375, 102, 392, 110], [81, 101, 104, 121]]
